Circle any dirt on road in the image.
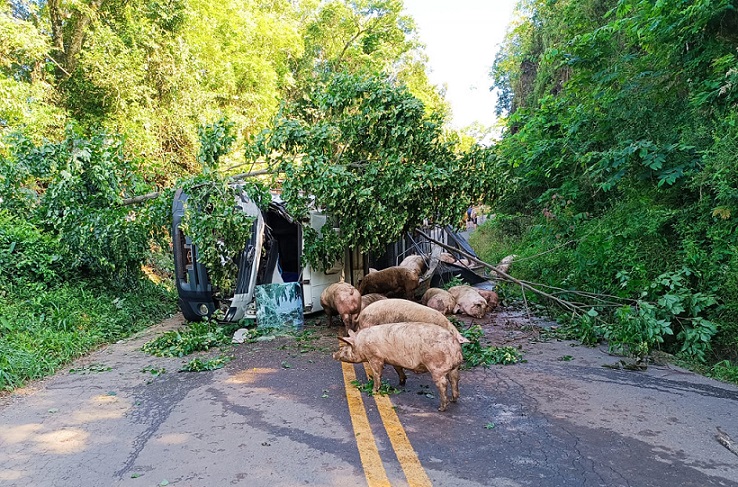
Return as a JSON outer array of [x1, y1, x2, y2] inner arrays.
[[1, 307, 737, 487]]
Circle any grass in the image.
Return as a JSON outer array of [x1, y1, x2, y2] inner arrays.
[[0, 277, 176, 391], [683, 359, 738, 386], [708, 360, 738, 384]]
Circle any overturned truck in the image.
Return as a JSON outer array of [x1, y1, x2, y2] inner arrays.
[[172, 189, 491, 323]]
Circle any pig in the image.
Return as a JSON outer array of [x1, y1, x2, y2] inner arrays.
[[448, 285, 488, 318], [476, 289, 500, 311], [438, 253, 473, 268], [421, 288, 456, 315], [427, 293, 457, 315], [439, 252, 457, 264], [332, 322, 463, 411], [320, 282, 362, 331], [399, 255, 427, 276], [494, 254, 517, 276], [361, 293, 388, 309], [358, 266, 419, 300], [357, 298, 468, 344]]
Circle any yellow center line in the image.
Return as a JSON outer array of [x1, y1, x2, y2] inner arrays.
[[373, 393, 433, 487], [363, 364, 434, 487], [341, 362, 392, 487]]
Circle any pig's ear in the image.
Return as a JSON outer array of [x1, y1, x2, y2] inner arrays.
[[347, 328, 357, 338], [338, 336, 355, 347]]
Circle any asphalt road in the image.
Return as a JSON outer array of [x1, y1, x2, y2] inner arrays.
[[1, 309, 737, 487]]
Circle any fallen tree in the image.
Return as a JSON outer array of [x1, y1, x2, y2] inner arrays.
[[415, 228, 720, 365]]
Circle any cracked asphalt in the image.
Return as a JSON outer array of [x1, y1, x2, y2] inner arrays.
[[1, 309, 737, 487]]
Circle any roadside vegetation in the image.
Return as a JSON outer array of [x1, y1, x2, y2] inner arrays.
[[477, 0, 738, 382], [0, 216, 175, 390], [0, 129, 177, 391]]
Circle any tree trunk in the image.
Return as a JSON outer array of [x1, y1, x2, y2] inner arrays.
[[48, 0, 103, 79]]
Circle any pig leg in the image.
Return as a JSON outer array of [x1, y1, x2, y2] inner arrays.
[[431, 371, 450, 412], [368, 359, 385, 393], [342, 314, 355, 332], [449, 367, 460, 402], [325, 309, 335, 326], [392, 366, 407, 386]]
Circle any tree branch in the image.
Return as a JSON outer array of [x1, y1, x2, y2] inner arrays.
[[228, 168, 272, 180], [120, 191, 161, 206], [120, 169, 275, 206], [415, 228, 581, 312]]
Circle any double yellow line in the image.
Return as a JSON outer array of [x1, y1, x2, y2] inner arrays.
[[341, 362, 433, 487]]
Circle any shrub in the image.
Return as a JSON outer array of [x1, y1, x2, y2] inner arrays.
[[0, 211, 62, 286]]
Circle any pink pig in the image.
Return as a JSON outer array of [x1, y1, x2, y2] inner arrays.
[[421, 287, 457, 315], [333, 322, 463, 411], [320, 282, 362, 330], [357, 298, 468, 344], [448, 285, 488, 318], [476, 289, 500, 311], [399, 255, 427, 276], [361, 293, 388, 309]]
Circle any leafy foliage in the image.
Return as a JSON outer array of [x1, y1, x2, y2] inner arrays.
[[708, 360, 738, 385], [180, 355, 233, 372], [351, 377, 402, 396], [0, 129, 154, 278], [0, 210, 62, 287], [458, 324, 523, 368], [177, 118, 271, 292], [441, 276, 465, 290], [247, 72, 499, 269], [141, 318, 235, 357], [288, 0, 448, 115], [0, 131, 176, 391], [0, 3, 65, 143]]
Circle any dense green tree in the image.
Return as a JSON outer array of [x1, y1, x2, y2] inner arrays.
[[4, 0, 448, 181], [0, 2, 66, 143], [291, 0, 449, 117]]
